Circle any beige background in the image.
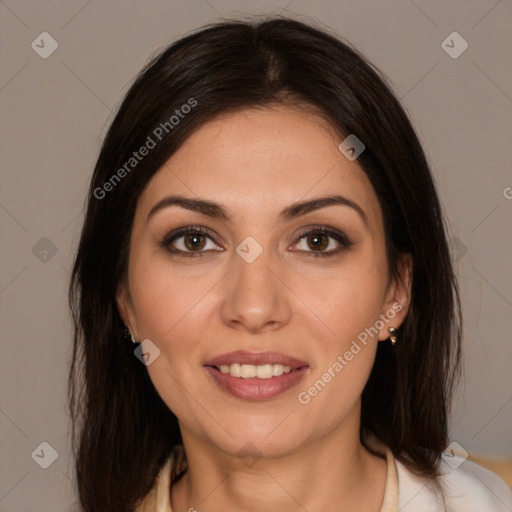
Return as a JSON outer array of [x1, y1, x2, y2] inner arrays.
[[1, 1, 511, 510]]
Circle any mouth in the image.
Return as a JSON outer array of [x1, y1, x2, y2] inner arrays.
[[203, 351, 309, 400]]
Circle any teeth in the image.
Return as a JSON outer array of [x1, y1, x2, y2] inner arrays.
[[218, 363, 293, 378]]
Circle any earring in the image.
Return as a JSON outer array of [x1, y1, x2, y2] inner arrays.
[[388, 327, 398, 345], [124, 326, 138, 344]]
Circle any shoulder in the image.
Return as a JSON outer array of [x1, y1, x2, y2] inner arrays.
[[396, 454, 512, 512], [135, 445, 187, 512]]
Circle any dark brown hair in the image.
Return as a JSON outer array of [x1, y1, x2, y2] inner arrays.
[[68, 16, 462, 511]]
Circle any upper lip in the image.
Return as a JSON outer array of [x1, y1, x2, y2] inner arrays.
[[204, 350, 308, 369]]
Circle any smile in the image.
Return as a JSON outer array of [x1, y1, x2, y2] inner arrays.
[[204, 350, 309, 400]]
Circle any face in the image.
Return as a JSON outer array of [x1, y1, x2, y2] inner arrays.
[[117, 105, 411, 459]]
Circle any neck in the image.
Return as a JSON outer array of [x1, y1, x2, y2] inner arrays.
[[171, 422, 387, 512]]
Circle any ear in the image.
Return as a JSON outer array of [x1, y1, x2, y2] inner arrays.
[[377, 252, 413, 341], [116, 279, 138, 338]]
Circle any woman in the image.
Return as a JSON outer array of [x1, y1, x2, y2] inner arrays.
[[68, 17, 512, 512]]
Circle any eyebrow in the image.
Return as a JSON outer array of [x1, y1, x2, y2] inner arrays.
[[147, 194, 368, 226]]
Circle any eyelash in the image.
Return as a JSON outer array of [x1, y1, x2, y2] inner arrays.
[[159, 225, 353, 259]]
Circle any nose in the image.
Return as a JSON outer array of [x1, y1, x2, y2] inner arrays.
[[219, 244, 292, 334]]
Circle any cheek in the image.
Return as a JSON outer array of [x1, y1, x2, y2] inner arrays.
[[128, 257, 211, 415], [297, 257, 387, 344], [129, 253, 208, 340], [295, 271, 384, 417], [296, 345, 376, 432], [293, 253, 387, 403], [127, 252, 222, 412]]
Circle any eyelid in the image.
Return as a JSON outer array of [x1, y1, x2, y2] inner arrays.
[[291, 224, 352, 245], [160, 225, 223, 252]]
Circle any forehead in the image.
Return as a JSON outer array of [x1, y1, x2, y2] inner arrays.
[[138, 106, 382, 228]]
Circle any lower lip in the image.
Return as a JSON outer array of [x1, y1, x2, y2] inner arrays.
[[205, 366, 309, 401]]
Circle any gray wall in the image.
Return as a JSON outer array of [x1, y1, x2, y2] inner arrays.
[[1, 1, 511, 510]]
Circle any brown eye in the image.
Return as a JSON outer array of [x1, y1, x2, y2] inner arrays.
[[183, 233, 207, 251], [161, 227, 223, 257], [292, 227, 353, 257], [306, 233, 329, 252]]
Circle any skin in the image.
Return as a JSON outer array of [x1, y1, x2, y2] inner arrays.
[[117, 105, 412, 512]]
